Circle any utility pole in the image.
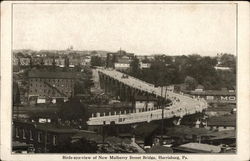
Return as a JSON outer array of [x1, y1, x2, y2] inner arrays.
[[102, 121, 106, 144], [161, 86, 164, 144]]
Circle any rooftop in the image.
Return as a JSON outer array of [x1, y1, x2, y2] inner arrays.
[[28, 71, 82, 79], [147, 145, 173, 153], [190, 90, 236, 96], [165, 125, 212, 137], [204, 130, 236, 140], [207, 114, 236, 127], [174, 143, 221, 153], [71, 130, 102, 143], [14, 120, 80, 134]]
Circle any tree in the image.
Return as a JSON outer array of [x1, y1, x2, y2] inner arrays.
[[52, 56, 56, 70], [184, 76, 197, 90], [130, 56, 141, 77], [13, 81, 21, 105], [58, 97, 88, 124], [91, 56, 103, 66], [220, 54, 236, 67], [69, 138, 98, 153], [64, 57, 69, 67]]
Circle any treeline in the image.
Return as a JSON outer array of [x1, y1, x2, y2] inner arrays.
[[129, 54, 236, 90]]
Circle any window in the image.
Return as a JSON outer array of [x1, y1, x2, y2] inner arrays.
[[22, 129, 26, 139], [15, 128, 19, 138], [38, 132, 42, 143], [52, 135, 57, 146], [29, 130, 33, 140], [206, 96, 214, 100]]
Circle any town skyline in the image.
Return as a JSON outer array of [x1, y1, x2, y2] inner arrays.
[[13, 47, 235, 57], [13, 3, 236, 56]]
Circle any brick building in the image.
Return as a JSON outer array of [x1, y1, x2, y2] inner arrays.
[[28, 71, 82, 101], [13, 120, 80, 153]]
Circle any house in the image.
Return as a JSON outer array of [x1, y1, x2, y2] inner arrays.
[[134, 95, 158, 112], [43, 57, 53, 66], [13, 57, 19, 66], [205, 114, 236, 131], [202, 130, 236, 147], [214, 66, 231, 71], [106, 50, 134, 69], [69, 58, 80, 67], [114, 55, 132, 70], [194, 85, 205, 92], [55, 57, 65, 67], [27, 70, 82, 101], [139, 62, 151, 69], [32, 57, 43, 66], [19, 57, 31, 66], [12, 141, 35, 153]]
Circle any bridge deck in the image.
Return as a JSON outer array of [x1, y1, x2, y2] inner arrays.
[[87, 69, 207, 125]]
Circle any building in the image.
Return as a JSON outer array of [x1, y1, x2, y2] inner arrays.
[[190, 89, 236, 104], [114, 58, 131, 70], [32, 57, 43, 66], [173, 143, 221, 153], [205, 114, 236, 131], [12, 120, 81, 153], [43, 57, 54, 66], [69, 57, 80, 67], [134, 95, 158, 112], [13, 56, 19, 66], [55, 57, 65, 67], [106, 50, 134, 69], [214, 66, 231, 71], [19, 57, 31, 66], [139, 62, 151, 69], [27, 71, 82, 102]]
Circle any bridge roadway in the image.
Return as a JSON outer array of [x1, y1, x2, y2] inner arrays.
[[87, 69, 208, 126]]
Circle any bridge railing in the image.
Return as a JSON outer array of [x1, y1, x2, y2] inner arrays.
[[88, 101, 207, 125], [90, 98, 207, 119]]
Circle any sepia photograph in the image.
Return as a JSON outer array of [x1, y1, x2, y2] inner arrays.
[[11, 2, 237, 154], [1, 1, 250, 161]]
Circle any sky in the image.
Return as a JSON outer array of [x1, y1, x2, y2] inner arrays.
[[13, 3, 237, 56]]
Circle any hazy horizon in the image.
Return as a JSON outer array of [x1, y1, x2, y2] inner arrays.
[[13, 3, 236, 56]]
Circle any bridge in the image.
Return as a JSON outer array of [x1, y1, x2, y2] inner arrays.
[[87, 68, 208, 126]]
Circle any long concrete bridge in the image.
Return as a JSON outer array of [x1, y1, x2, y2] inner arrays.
[[87, 68, 208, 126]]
